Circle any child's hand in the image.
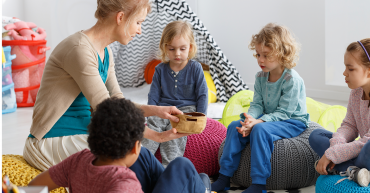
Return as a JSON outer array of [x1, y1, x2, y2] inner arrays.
[[236, 113, 252, 137], [316, 154, 335, 175], [236, 124, 251, 137]]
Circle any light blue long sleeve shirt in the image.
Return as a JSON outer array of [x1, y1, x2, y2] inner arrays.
[[242, 68, 310, 127]]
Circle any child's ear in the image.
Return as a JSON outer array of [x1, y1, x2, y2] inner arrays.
[[131, 141, 141, 155]]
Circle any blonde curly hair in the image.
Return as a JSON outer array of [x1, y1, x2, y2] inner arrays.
[[249, 23, 300, 69], [158, 20, 197, 63]]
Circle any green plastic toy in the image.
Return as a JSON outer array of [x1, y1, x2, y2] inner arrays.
[[219, 90, 254, 128]]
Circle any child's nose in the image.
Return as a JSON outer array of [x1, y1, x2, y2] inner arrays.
[[258, 57, 264, 63], [343, 70, 347, 76]]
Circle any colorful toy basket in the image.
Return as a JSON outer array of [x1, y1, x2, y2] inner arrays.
[[2, 46, 17, 114], [2, 40, 49, 107]]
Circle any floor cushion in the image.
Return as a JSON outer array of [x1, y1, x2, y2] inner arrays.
[[155, 118, 227, 176], [218, 122, 322, 190]]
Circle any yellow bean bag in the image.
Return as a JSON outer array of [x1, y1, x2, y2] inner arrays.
[[219, 91, 348, 133], [204, 71, 217, 104], [2, 155, 67, 193], [219, 90, 254, 128]]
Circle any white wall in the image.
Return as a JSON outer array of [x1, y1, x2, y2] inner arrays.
[[2, 0, 97, 58], [325, 0, 370, 87], [4, 0, 362, 101], [2, 0, 24, 20], [195, 0, 351, 101]]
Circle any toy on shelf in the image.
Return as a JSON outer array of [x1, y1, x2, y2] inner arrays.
[[2, 46, 17, 114], [4, 21, 47, 41], [2, 18, 50, 107], [2, 175, 22, 193]]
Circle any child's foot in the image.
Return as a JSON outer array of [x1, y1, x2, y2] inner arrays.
[[211, 173, 230, 192], [199, 173, 211, 193], [242, 184, 266, 193], [335, 166, 370, 187]]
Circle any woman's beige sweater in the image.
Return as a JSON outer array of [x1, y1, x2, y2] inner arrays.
[[30, 31, 140, 140]]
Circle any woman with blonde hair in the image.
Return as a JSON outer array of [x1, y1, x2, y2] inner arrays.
[[23, 0, 210, 192]]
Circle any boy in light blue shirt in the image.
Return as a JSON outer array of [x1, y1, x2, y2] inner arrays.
[[212, 23, 310, 193]]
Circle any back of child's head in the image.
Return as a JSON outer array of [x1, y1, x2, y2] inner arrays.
[[87, 97, 145, 160], [249, 23, 299, 69], [158, 20, 197, 63], [346, 38, 370, 68]]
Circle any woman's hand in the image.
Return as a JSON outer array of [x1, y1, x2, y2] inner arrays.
[[154, 106, 183, 122], [141, 105, 183, 122], [316, 154, 335, 175], [144, 127, 190, 143], [158, 128, 191, 143]]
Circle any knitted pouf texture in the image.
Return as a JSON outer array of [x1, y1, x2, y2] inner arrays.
[[316, 175, 370, 193], [2, 155, 67, 193], [218, 122, 322, 190], [155, 118, 227, 176]]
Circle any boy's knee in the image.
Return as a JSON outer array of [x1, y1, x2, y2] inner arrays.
[[362, 141, 370, 154], [308, 129, 326, 145], [168, 157, 192, 169], [250, 123, 267, 136], [228, 120, 242, 130], [308, 130, 318, 145]]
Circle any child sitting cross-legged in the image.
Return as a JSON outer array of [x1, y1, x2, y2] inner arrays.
[[142, 20, 208, 167], [28, 98, 211, 193], [309, 39, 370, 187]]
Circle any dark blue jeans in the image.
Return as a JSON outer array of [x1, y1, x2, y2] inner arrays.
[[130, 147, 206, 193], [309, 129, 370, 172]]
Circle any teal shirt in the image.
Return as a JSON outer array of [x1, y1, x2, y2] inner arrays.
[[241, 68, 310, 127], [29, 47, 110, 138]]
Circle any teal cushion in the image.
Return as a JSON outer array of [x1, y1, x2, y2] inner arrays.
[[316, 175, 370, 193]]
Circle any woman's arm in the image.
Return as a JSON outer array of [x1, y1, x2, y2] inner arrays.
[[28, 171, 60, 191], [143, 126, 190, 143], [63, 45, 111, 110], [105, 47, 124, 99]]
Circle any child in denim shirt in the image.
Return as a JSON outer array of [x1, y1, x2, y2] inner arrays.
[[142, 20, 208, 167]]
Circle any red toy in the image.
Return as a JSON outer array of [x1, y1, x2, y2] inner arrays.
[[144, 60, 161, 84]]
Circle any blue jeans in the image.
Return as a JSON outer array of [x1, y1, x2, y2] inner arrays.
[[130, 147, 206, 193], [219, 118, 306, 185], [309, 129, 370, 172]]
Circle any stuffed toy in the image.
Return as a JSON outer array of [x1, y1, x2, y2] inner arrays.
[[4, 21, 46, 41], [4, 21, 50, 66]]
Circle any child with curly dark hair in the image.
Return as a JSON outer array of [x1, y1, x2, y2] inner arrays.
[[29, 98, 211, 193]]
